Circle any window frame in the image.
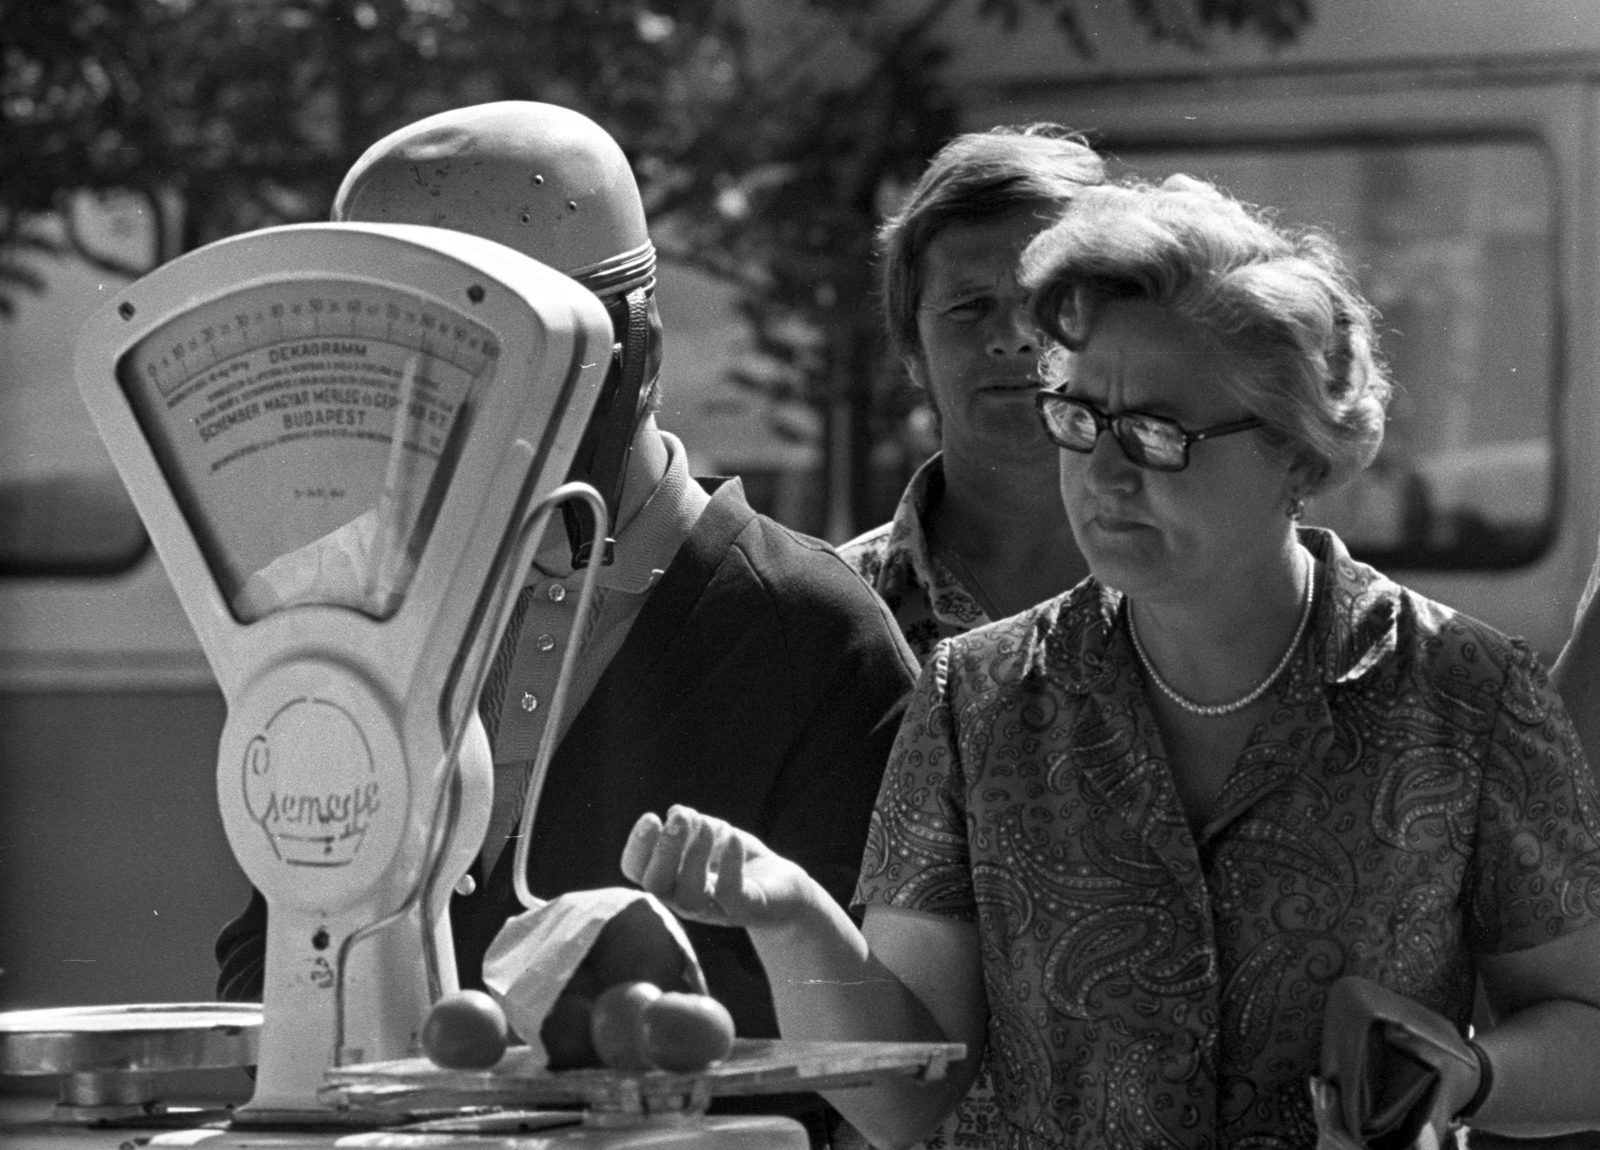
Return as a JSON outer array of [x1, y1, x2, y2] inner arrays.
[[1100, 127, 1562, 572]]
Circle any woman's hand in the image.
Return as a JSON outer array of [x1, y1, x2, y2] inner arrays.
[[623, 806, 987, 1146], [621, 805, 816, 932]]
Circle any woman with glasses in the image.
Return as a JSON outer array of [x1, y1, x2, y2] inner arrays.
[[621, 175, 1600, 1150]]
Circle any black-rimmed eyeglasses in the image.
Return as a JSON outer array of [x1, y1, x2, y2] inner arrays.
[[1034, 388, 1264, 473]]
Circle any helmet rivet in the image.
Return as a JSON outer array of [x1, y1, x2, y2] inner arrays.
[[520, 212, 531, 224], [566, 201, 578, 213], [533, 174, 544, 185], [466, 284, 485, 304]]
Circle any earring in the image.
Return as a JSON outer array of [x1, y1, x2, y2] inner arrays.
[[1288, 495, 1306, 521]]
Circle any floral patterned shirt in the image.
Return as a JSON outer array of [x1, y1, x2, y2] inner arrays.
[[839, 454, 989, 664], [856, 527, 1600, 1150]]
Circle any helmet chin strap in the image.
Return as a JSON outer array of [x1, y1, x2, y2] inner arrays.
[[562, 285, 653, 568]]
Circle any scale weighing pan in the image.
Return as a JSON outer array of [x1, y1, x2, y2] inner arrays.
[[108, 1039, 967, 1148], [0, 1003, 261, 1122], [322, 1038, 965, 1119]]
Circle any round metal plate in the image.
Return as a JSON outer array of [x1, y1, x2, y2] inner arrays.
[[0, 1002, 261, 1075]]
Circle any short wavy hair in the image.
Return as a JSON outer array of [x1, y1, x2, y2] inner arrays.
[[1021, 174, 1391, 495], [878, 124, 1105, 365]]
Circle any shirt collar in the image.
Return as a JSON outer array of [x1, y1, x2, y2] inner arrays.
[[884, 453, 944, 593], [879, 453, 990, 628], [1299, 525, 1401, 685], [530, 430, 708, 594]]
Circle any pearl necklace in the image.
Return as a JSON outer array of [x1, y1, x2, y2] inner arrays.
[[1128, 558, 1315, 717]]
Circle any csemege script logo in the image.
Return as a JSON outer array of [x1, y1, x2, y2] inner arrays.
[[242, 696, 381, 866]]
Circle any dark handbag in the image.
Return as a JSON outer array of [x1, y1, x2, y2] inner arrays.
[[1314, 976, 1487, 1149]]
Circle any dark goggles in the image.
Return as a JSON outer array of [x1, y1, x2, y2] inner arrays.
[[1035, 388, 1264, 473]]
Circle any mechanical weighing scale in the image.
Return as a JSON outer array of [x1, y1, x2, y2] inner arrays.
[[0, 222, 962, 1148]]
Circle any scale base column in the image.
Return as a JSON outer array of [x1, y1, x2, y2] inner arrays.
[[238, 900, 443, 1122]]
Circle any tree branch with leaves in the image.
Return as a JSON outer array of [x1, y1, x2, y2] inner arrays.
[[0, 0, 1311, 528]]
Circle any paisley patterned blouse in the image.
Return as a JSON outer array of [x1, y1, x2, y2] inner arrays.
[[856, 528, 1600, 1150]]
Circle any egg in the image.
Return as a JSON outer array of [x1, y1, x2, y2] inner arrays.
[[640, 992, 735, 1072], [421, 989, 509, 1070], [589, 980, 662, 1071]]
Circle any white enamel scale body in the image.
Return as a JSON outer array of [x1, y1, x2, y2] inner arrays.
[[74, 222, 612, 1119]]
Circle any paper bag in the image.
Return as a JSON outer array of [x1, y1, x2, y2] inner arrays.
[[481, 887, 707, 1069]]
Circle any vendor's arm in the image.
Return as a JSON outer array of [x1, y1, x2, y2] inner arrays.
[[1470, 636, 1600, 1135], [624, 807, 987, 1149], [1468, 920, 1600, 1136]]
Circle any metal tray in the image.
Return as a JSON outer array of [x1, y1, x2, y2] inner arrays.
[[322, 1038, 966, 1118], [0, 1003, 262, 1075]]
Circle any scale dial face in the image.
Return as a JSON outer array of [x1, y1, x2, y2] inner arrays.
[[117, 277, 502, 623]]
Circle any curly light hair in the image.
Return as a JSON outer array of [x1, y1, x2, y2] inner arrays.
[[1022, 174, 1391, 495]]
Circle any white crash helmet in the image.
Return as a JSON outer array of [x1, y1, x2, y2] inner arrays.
[[333, 100, 655, 299], [335, 102, 660, 565]]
